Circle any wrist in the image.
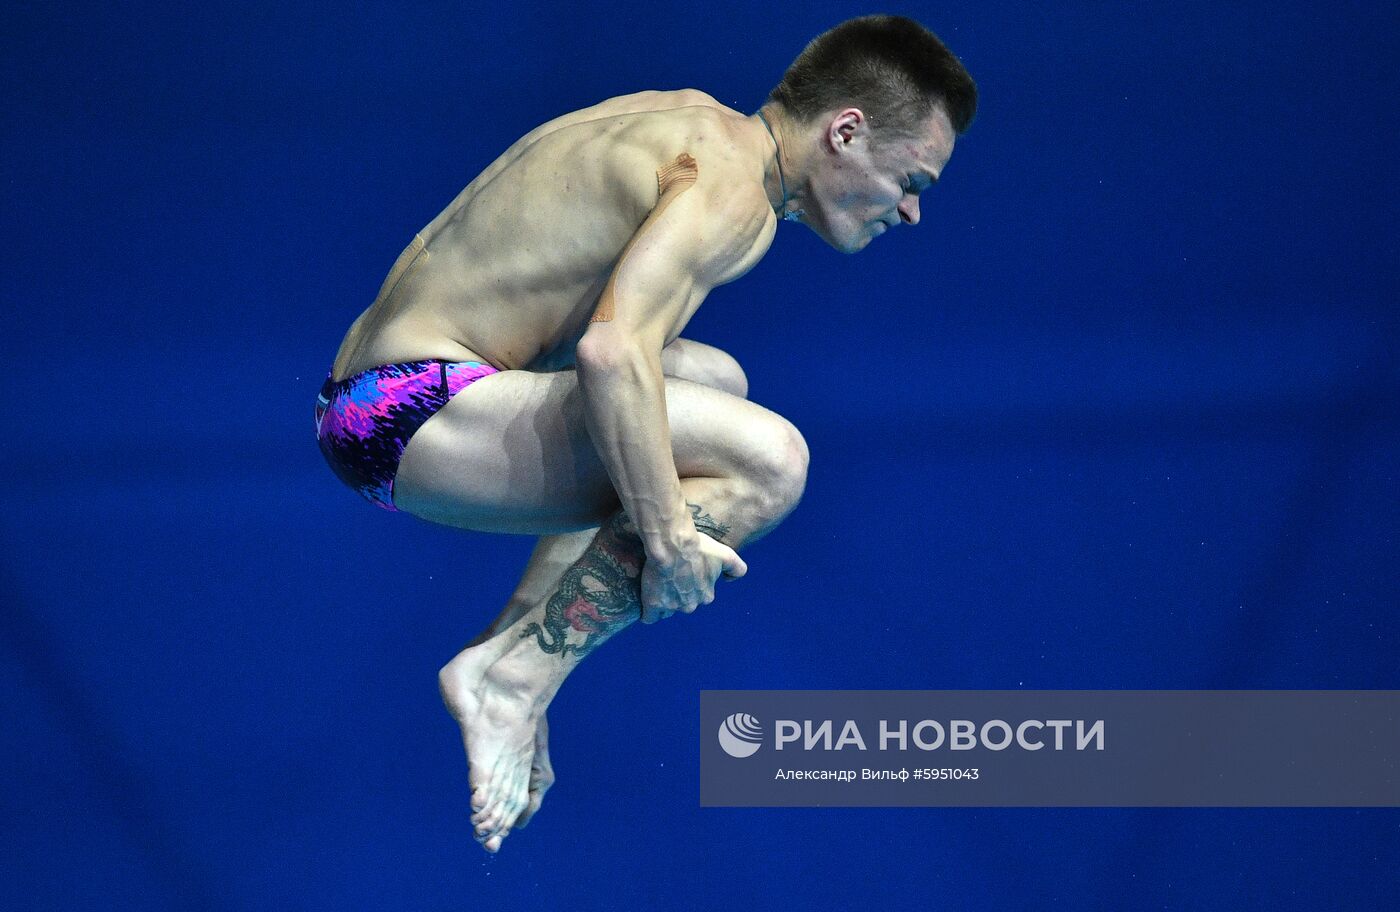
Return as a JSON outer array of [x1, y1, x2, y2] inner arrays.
[[641, 518, 699, 568]]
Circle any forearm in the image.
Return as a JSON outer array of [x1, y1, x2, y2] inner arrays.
[[576, 333, 693, 563]]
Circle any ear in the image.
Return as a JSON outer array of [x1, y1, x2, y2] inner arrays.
[[825, 108, 869, 152]]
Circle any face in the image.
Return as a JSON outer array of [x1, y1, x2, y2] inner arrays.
[[802, 105, 956, 253]]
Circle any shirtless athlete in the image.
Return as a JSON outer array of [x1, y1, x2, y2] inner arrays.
[[314, 15, 975, 852]]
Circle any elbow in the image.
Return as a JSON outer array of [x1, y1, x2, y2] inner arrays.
[[575, 325, 620, 374], [576, 322, 646, 379]]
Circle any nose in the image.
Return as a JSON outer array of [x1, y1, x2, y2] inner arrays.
[[897, 195, 920, 226]]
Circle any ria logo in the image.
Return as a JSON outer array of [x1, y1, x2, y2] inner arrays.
[[717, 713, 763, 758]]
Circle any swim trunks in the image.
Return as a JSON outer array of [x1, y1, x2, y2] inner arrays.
[[315, 359, 499, 511]]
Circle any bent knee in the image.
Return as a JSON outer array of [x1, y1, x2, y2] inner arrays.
[[747, 414, 809, 518]]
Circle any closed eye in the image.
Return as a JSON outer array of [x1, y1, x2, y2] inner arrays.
[[909, 170, 940, 194]]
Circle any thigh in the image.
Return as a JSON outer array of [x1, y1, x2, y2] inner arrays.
[[392, 366, 792, 534]]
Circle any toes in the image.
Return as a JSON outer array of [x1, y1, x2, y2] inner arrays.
[[478, 804, 505, 835], [472, 791, 504, 834], [465, 732, 540, 846], [481, 811, 514, 851], [474, 778, 527, 842]]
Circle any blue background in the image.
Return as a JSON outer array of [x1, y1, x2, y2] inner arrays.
[[3, 1, 1397, 908]]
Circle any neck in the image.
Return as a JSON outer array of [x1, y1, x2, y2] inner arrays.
[[756, 105, 803, 222]]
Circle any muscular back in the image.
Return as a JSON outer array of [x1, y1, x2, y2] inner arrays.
[[330, 90, 776, 380]]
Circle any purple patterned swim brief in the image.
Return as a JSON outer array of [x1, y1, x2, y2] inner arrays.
[[314, 359, 499, 511]]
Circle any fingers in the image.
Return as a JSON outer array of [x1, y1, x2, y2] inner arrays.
[[719, 545, 747, 580], [643, 593, 694, 619], [695, 536, 747, 581], [638, 539, 748, 623]]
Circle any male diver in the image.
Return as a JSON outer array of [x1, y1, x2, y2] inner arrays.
[[315, 15, 976, 852]]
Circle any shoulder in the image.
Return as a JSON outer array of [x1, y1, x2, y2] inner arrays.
[[595, 98, 776, 283], [613, 87, 730, 113], [670, 165, 776, 287], [641, 108, 777, 284], [571, 88, 734, 126]]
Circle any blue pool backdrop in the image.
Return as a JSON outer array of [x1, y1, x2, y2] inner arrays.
[[3, 1, 1397, 908]]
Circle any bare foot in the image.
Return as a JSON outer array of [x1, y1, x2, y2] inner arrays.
[[438, 640, 547, 853], [515, 713, 555, 829]]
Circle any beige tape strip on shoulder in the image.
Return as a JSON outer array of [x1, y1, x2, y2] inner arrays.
[[374, 232, 429, 306], [590, 153, 699, 323]]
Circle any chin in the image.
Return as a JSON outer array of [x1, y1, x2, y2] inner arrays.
[[839, 233, 873, 254], [816, 227, 868, 254], [809, 214, 871, 254]]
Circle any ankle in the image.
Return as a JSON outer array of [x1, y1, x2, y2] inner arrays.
[[438, 641, 549, 718]]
